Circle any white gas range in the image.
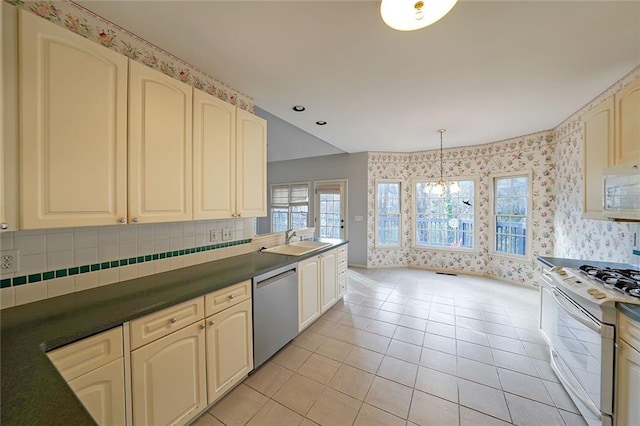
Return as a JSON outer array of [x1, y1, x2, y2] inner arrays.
[[539, 261, 640, 426]]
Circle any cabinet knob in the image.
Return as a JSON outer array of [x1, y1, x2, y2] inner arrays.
[[237, 213, 241, 217], [231, 213, 237, 218], [199, 323, 206, 330], [0, 223, 8, 230], [118, 217, 126, 224], [228, 294, 235, 300], [209, 320, 215, 326], [170, 317, 177, 324], [132, 217, 140, 223]]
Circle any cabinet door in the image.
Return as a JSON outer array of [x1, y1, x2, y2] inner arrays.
[[206, 299, 253, 404], [616, 339, 640, 426], [320, 250, 338, 313], [193, 89, 236, 219], [236, 108, 267, 218], [68, 358, 125, 426], [614, 77, 640, 165], [129, 60, 193, 224], [131, 321, 206, 426], [19, 10, 128, 229], [581, 96, 614, 220], [298, 256, 321, 331]]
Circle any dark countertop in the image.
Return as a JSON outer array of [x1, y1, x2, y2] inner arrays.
[[1, 238, 347, 425], [537, 256, 640, 328], [618, 303, 640, 324]]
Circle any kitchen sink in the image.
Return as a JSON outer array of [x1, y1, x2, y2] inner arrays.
[[262, 241, 331, 256]]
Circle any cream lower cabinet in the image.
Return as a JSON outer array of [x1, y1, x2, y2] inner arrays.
[[337, 245, 348, 298], [131, 321, 207, 426], [615, 312, 640, 426], [47, 326, 125, 426], [206, 298, 253, 404], [19, 9, 128, 229], [298, 248, 340, 332]]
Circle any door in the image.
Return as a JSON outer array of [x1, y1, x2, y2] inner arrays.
[[206, 299, 253, 404], [236, 108, 267, 218], [298, 256, 320, 331], [315, 180, 347, 239], [68, 358, 126, 426], [616, 338, 640, 426], [129, 60, 193, 224], [320, 250, 337, 313], [131, 321, 207, 426], [193, 89, 236, 220], [19, 10, 128, 229]]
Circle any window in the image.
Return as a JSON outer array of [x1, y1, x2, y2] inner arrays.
[[270, 183, 309, 232], [493, 174, 530, 257], [375, 180, 401, 246], [414, 178, 476, 249]]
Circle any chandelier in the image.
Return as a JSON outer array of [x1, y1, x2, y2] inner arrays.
[[380, 0, 458, 31], [425, 129, 460, 196]]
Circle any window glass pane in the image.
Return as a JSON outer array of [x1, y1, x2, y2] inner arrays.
[[271, 207, 288, 232], [291, 205, 308, 230], [494, 175, 528, 256], [376, 182, 401, 245], [415, 180, 474, 248]]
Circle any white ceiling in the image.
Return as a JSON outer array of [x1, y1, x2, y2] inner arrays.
[[76, 1, 640, 160]]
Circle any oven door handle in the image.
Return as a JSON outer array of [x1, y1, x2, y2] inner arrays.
[[551, 288, 601, 334], [550, 349, 602, 420]]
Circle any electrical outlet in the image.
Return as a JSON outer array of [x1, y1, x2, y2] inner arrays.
[[210, 230, 218, 242], [0, 249, 20, 274], [222, 228, 233, 241]]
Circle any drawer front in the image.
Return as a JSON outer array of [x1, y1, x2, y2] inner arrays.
[[48, 326, 123, 382], [338, 277, 346, 293], [338, 245, 347, 258], [205, 280, 251, 317], [619, 311, 640, 350], [130, 297, 204, 350], [337, 255, 347, 270]]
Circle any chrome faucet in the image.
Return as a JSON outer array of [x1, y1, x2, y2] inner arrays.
[[285, 228, 297, 244]]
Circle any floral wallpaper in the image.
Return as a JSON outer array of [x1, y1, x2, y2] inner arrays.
[[7, 0, 254, 112], [368, 132, 556, 286], [553, 67, 640, 266]]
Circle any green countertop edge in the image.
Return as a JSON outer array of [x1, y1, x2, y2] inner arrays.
[[1, 238, 348, 425]]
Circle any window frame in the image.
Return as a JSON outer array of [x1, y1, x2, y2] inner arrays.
[[411, 175, 480, 253], [270, 182, 310, 233], [490, 170, 532, 260], [374, 179, 402, 248]]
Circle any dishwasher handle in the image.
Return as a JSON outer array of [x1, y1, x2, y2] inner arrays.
[[255, 269, 297, 289]]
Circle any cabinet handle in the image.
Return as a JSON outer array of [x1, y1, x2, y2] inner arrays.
[[228, 294, 235, 299], [118, 217, 126, 224], [170, 317, 177, 324], [132, 217, 140, 223], [237, 213, 241, 217], [209, 320, 215, 326], [199, 323, 206, 330], [1, 223, 8, 230]]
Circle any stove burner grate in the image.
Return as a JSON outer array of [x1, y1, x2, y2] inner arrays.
[[578, 265, 640, 299]]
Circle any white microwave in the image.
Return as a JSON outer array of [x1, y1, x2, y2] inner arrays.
[[603, 163, 640, 220]]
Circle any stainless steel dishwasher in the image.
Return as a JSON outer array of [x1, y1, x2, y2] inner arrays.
[[252, 264, 299, 369]]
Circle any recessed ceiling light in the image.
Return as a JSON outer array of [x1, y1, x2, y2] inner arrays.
[[316, 121, 327, 126], [292, 105, 306, 112]]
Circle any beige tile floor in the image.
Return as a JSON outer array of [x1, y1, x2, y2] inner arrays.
[[191, 267, 587, 426]]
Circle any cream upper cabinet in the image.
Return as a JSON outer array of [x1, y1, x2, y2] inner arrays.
[[131, 321, 207, 426], [614, 77, 640, 165], [206, 298, 253, 404], [236, 108, 267, 218], [298, 256, 321, 332], [19, 9, 128, 229], [320, 250, 337, 313], [193, 90, 236, 219], [129, 60, 193, 225], [581, 96, 614, 220]]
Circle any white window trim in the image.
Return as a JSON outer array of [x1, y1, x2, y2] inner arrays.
[[375, 179, 402, 249], [489, 170, 533, 261], [411, 175, 480, 253], [270, 181, 310, 232]]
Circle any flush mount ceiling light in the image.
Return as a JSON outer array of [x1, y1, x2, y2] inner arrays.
[[424, 129, 460, 196], [292, 105, 306, 112], [380, 0, 458, 31]]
